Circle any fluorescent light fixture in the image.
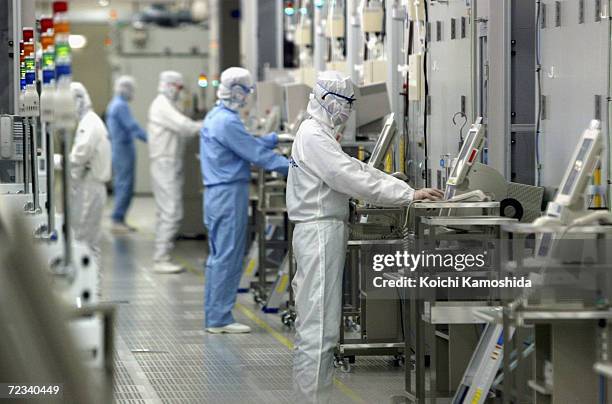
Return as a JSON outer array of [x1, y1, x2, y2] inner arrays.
[[98, 0, 110, 6], [69, 34, 87, 49]]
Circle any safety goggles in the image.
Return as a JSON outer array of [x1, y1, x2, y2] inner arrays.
[[321, 90, 356, 107], [233, 84, 255, 95]]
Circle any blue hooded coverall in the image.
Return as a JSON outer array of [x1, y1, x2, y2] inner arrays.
[[200, 103, 289, 327], [106, 95, 148, 223]]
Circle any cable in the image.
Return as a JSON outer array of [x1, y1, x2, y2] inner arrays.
[[403, 20, 414, 177], [423, 0, 429, 187], [535, 0, 543, 186], [606, 0, 612, 208]]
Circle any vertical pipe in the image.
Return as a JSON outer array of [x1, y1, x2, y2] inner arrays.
[[243, 0, 259, 79], [276, 0, 284, 69], [606, 0, 612, 208], [386, 0, 405, 172], [487, 0, 511, 179], [29, 119, 39, 211], [23, 119, 29, 193], [471, 0, 478, 124], [11, 0, 20, 115], [209, 0, 221, 85], [345, 0, 362, 143], [60, 128, 72, 265], [44, 122, 55, 234], [314, 3, 327, 71]]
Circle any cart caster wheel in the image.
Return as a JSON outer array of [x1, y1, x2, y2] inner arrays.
[[392, 355, 405, 367], [252, 290, 264, 305], [334, 357, 352, 373], [340, 361, 352, 373], [281, 312, 294, 328]]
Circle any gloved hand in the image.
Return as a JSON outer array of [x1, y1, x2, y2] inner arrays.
[[414, 188, 444, 201], [258, 132, 279, 149], [277, 133, 295, 143]]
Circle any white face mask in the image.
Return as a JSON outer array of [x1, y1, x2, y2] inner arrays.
[[317, 96, 353, 127], [336, 103, 352, 126]]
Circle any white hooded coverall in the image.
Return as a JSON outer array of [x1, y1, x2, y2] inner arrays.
[[70, 85, 112, 257], [147, 72, 202, 262], [286, 71, 415, 403]]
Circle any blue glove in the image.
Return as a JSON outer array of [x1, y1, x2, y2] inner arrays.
[[258, 132, 278, 149]]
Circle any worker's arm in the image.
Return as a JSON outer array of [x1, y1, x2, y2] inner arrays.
[[219, 118, 289, 176], [69, 125, 95, 180], [155, 97, 202, 136], [149, 96, 201, 136], [116, 101, 148, 142], [256, 132, 278, 149], [299, 131, 414, 206]]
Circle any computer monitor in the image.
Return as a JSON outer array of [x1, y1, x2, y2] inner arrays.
[[444, 117, 485, 199], [355, 82, 391, 128], [367, 114, 396, 170]]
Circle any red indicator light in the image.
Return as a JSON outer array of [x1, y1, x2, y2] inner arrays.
[[468, 148, 478, 163], [53, 1, 68, 13]]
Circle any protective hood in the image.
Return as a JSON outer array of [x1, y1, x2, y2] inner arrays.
[[158, 70, 184, 102], [306, 70, 355, 130], [70, 82, 93, 121], [114, 75, 136, 101], [216, 67, 254, 111]]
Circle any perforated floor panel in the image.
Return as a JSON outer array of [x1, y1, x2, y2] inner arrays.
[[102, 197, 407, 403]]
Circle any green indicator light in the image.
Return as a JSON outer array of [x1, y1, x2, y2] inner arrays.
[[43, 53, 55, 68], [56, 43, 71, 58]]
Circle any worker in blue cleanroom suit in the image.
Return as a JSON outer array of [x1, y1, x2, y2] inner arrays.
[[200, 67, 289, 334], [106, 75, 148, 234]]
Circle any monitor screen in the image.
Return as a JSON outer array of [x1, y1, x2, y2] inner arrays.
[[368, 114, 396, 168], [448, 129, 477, 180]]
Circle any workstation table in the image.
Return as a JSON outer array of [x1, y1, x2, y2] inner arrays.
[[393, 214, 518, 402]]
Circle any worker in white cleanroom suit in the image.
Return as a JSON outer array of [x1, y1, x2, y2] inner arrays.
[[69, 82, 112, 294], [147, 71, 202, 274], [286, 71, 443, 403]]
